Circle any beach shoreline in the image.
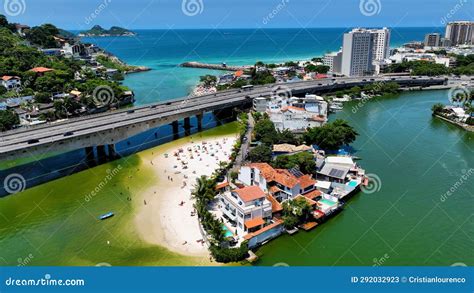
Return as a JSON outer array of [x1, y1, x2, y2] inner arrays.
[[134, 132, 238, 257]]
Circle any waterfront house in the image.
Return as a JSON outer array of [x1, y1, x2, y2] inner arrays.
[[317, 156, 366, 199], [1, 76, 21, 90], [238, 163, 317, 202], [218, 185, 272, 236]]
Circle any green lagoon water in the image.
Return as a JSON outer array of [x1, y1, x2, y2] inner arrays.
[[254, 90, 474, 266], [0, 123, 239, 266]]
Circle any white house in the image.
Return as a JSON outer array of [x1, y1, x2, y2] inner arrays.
[[1, 76, 21, 90], [218, 185, 272, 236]]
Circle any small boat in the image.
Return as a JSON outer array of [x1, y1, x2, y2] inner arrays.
[[99, 212, 114, 220]]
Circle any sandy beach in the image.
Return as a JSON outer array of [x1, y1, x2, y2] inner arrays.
[[134, 133, 238, 257]]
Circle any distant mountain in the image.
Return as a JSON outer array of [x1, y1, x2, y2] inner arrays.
[[57, 29, 76, 39], [78, 25, 136, 37]]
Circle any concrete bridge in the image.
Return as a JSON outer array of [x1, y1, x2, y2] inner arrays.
[[0, 76, 448, 161]]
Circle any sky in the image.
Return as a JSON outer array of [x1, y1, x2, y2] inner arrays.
[[2, 0, 473, 30]]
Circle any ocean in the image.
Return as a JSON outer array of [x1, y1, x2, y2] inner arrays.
[[82, 27, 441, 105]]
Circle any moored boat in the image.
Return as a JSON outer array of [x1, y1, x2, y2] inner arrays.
[[99, 212, 114, 220]]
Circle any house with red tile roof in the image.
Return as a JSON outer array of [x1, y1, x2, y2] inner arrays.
[[1, 76, 21, 90], [238, 163, 318, 202], [30, 67, 54, 75]]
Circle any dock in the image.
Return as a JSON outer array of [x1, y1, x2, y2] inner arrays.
[[300, 222, 318, 231], [180, 61, 249, 71]]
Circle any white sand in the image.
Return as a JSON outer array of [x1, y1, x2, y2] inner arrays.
[[134, 134, 238, 256]]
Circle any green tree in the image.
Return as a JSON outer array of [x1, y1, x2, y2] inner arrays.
[[0, 110, 19, 131], [253, 118, 277, 144], [431, 103, 445, 114], [273, 152, 316, 175], [199, 74, 217, 86], [248, 144, 272, 163], [282, 197, 313, 229], [304, 119, 358, 150]]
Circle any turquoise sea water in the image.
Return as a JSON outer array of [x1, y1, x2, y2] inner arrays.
[[83, 27, 440, 105]]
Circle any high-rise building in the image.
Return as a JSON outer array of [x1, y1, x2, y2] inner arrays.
[[323, 50, 343, 73], [341, 28, 390, 76], [370, 28, 391, 61], [424, 33, 441, 47], [445, 21, 474, 46]]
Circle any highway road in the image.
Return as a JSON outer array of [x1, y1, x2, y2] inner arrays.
[[0, 75, 468, 158]]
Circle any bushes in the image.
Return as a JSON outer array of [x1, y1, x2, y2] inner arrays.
[[210, 242, 249, 263], [303, 119, 358, 151], [0, 110, 19, 131]]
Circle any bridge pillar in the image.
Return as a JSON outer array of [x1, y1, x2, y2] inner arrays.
[[85, 146, 96, 165], [171, 121, 179, 140], [108, 144, 117, 159], [183, 117, 191, 136], [97, 145, 107, 162], [196, 113, 203, 131]]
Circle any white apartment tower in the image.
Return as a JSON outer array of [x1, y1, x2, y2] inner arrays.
[[445, 21, 474, 46], [341, 27, 390, 76], [370, 27, 391, 61]]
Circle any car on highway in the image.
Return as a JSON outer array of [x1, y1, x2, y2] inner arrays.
[[63, 131, 74, 137], [127, 110, 135, 114], [27, 139, 40, 144]]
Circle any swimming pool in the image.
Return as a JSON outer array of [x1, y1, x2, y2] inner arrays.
[[320, 199, 337, 207], [347, 180, 359, 188], [222, 225, 234, 237]]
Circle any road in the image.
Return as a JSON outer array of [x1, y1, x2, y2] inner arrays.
[[0, 75, 467, 159]]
